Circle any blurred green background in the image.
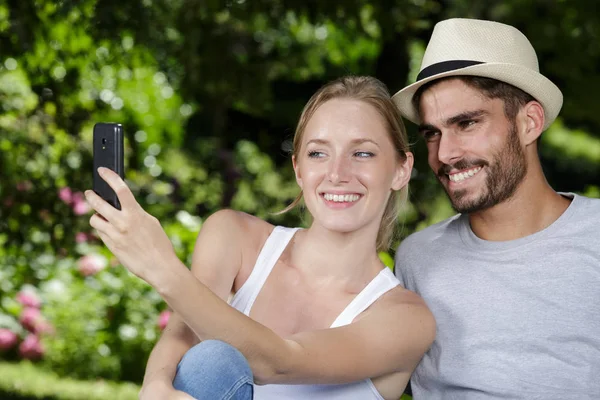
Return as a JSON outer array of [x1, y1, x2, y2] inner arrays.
[[1, 0, 599, 399]]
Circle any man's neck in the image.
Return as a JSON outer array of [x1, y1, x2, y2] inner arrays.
[[468, 177, 571, 242]]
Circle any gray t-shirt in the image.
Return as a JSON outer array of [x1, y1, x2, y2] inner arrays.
[[395, 193, 600, 399]]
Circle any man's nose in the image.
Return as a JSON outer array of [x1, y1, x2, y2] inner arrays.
[[437, 132, 464, 166]]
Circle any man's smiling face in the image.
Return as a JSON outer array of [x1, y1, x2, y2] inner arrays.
[[418, 78, 528, 214]]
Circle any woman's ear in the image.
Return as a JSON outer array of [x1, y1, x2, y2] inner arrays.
[[292, 155, 303, 189], [391, 152, 414, 191]]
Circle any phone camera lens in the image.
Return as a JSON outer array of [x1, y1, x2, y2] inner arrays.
[[102, 138, 107, 145]]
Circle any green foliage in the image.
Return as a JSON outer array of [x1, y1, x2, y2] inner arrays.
[[37, 262, 165, 382], [543, 120, 600, 169], [0, 0, 301, 384]]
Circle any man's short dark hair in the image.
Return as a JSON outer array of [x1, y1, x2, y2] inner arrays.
[[412, 76, 537, 122]]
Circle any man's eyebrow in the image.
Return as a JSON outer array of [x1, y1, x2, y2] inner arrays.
[[445, 109, 488, 126], [417, 123, 438, 134], [418, 109, 488, 133]]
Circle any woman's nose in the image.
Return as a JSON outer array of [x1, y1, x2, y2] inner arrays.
[[327, 156, 351, 184]]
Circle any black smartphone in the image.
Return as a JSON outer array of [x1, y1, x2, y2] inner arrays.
[[93, 123, 124, 210]]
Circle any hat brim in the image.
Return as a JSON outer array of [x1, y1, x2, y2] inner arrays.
[[391, 63, 563, 131]]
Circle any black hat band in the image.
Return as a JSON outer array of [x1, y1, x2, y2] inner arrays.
[[416, 60, 484, 81]]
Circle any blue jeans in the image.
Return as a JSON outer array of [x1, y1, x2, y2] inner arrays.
[[173, 340, 254, 400]]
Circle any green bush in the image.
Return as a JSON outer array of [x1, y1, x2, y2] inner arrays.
[[0, 57, 301, 383]]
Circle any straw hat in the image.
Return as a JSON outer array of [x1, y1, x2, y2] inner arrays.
[[392, 18, 563, 130]]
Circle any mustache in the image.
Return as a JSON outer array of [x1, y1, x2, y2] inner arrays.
[[437, 159, 489, 177]]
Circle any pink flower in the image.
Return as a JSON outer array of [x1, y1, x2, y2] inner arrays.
[[77, 254, 107, 276], [157, 310, 171, 330], [58, 187, 73, 203], [73, 199, 91, 215], [0, 329, 18, 351], [75, 232, 88, 243], [16, 290, 42, 308], [20, 307, 42, 332], [72, 191, 84, 203], [19, 334, 44, 360]]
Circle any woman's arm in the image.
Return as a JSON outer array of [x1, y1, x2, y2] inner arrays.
[[139, 313, 197, 399], [140, 210, 251, 396], [86, 168, 435, 386], [157, 262, 435, 385]]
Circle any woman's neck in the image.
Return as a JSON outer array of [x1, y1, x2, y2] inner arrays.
[[288, 224, 384, 290]]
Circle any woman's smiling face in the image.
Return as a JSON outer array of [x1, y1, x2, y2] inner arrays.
[[293, 98, 409, 234]]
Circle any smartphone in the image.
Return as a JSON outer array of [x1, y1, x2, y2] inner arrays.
[[93, 123, 124, 210]]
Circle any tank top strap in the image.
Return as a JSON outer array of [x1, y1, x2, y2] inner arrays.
[[330, 267, 400, 328], [229, 226, 301, 315]]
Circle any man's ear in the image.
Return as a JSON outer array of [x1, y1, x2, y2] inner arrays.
[[519, 101, 545, 146], [391, 152, 414, 191], [292, 155, 302, 189]]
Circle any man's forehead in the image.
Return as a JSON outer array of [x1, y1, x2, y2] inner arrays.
[[418, 80, 495, 124]]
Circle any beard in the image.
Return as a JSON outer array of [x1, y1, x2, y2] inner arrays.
[[438, 123, 528, 214]]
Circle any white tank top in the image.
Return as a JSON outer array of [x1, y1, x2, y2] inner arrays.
[[229, 226, 400, 400]]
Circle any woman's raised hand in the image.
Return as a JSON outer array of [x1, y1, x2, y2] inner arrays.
[[85, 167, 179, 287]]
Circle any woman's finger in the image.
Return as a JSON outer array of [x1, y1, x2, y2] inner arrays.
[[90, 213, 117, 237], [97, 167, 138, 211], [85, 189, 121, 223], [95, 231, 120, 259]]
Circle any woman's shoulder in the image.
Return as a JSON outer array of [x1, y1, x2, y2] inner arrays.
[[201, 209, 276, 251], [363, 284, 435, 336], [389, 285, 431, 308], [368, 283, 431, 312]]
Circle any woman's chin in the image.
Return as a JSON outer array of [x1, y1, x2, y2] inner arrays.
[[316, 219, 363, 235]]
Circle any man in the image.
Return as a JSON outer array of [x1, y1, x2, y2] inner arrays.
[[392, 18, 600, 399]]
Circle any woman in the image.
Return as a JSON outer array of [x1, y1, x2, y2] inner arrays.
[[85, 76, 435, 400]]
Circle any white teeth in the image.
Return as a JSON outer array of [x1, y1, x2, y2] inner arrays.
[[323, 193, 360, 202], [449, 167, 482, 182]]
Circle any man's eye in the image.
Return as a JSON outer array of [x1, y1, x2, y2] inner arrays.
[[422, 131, 439, 141], [354, 151, 374, 158], [308, 151, 325, 158], [458, 120, 476, 129]]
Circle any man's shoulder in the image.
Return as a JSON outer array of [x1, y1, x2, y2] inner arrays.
[[394, 214, 463, 283], [395, 213, 463, 266], [572, 193, 600, 210], [564, 193, 600, 226], [400, 213, 463, 249]]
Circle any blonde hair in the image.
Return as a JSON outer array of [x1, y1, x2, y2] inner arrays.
[[281, 76, 410, 252]]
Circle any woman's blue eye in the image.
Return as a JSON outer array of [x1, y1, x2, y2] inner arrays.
[[308, 151, 325, 158], [354, 151, 374, 158]]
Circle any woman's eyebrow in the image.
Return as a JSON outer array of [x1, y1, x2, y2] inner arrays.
[[350, 138, 380, 148], [306, 138, 380, 148]]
